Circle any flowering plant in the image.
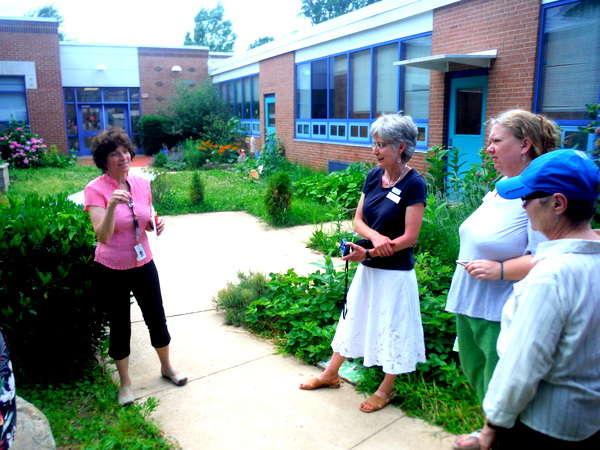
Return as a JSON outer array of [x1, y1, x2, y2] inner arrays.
[[0, 122, 48, 169]]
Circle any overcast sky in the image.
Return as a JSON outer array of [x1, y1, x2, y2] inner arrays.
[[1, 0, 312, 52]]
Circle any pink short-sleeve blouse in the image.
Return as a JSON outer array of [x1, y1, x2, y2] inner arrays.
[[84, 173, 154, 270]]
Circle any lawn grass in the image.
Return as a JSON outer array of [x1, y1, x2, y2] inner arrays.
[[18, 368, 176, 449]]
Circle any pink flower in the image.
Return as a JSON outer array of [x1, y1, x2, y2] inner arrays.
[[23, 158, 29, 164]]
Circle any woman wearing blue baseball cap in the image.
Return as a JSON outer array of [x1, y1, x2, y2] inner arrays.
[[480, 150, 600, 448], [448, 110, 559, 450]]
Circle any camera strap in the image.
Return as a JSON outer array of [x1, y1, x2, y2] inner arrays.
[[342, 260, 349, 319]]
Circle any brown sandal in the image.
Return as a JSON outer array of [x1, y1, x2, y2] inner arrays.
[[359, 392, 394, 413], [299, 377, 341, 390]]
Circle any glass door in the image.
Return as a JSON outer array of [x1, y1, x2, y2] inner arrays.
[[80, 106, 102, 155], [78, 105, 130, 155], [448, 75, 488, 171]]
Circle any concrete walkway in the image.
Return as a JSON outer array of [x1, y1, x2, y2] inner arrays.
[[121, 207, 456, 449]]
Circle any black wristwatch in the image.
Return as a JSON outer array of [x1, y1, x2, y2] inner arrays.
[[365, 249, 372, 261]]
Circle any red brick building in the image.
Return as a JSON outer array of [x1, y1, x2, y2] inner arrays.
[[2, 0, 598, 167], [212, 0, 599, 172]]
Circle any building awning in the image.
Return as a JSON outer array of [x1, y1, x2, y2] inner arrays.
[[394, 49, 497, 72]]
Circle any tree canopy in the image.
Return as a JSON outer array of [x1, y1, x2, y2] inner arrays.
[[183, 1, 237, 52], [248, 36, 275, 50], [300, 0, 381, 25], [26, 3, 66, 41]]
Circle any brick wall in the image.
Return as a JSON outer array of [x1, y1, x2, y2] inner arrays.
[[0, 19, 67, 152], [429, 0, 541, 146], [138, 47, 211, 116]]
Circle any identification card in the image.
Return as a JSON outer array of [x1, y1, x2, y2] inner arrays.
[[134, 243, 147, 261], [391, 187, 401, 196], [386, 191, 401, 204]]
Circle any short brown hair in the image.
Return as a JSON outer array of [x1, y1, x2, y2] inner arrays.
[[91, 128, 136, 172]]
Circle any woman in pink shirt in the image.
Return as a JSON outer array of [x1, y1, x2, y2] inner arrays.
[[84, 128, 187, 406]]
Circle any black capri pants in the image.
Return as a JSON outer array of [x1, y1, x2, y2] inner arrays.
[[94, 260, 171, 361]]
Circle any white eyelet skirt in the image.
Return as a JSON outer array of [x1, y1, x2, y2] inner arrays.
[[332, 264, 426, 375]]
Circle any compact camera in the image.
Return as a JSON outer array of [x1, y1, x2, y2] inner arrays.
[[340, 238, 351, 257]]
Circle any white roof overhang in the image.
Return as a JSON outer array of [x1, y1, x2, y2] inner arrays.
[[394, 49, 497, 72]]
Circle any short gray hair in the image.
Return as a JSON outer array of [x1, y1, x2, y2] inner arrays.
[[370, 113, 418, 163]]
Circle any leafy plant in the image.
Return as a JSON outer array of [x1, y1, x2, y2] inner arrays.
[[152, 150, 168, 168], [0, 194, 106, 384], [245, 257, 350, 363], [264, 171, 292, 226], [212, 271, 269, 326], [166, 79, 237, 145], [294, 162, 369, 211], [137, 115, 178, 156], [19, 367, 173, 448], [0, 121, 49, 168], [39, 144, 77, 168], [149, 168, 173, 206]]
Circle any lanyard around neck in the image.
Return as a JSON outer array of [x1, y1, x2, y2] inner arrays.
[[127, 196, 140, 242]]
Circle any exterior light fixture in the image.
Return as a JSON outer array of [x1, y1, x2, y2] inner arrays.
[[171, 66, 182, 72], [96, 64, 107, 71]]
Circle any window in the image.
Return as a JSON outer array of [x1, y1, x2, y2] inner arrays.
[[0, 77, 28, 125], [374, 44, 398, 116], [538, 0, 600, 120], [329, 55, 348, 119], [312, 59, 328, 119], [350, 49, 371, 119], [403, 36, 431, 120], [216, 74, 260, 136], [297, 62, 311, 119], [294, 34, 431, 145]]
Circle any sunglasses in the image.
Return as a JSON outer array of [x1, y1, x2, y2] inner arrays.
[[521, 191, 552, 207]]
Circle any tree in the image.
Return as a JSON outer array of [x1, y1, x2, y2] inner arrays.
[[248, 36, 275, 50], [184, 1, 237, 52], [26, 3, 66, 41], [300, 0, 382, 25]]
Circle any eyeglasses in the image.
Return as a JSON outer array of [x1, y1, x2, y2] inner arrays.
[[521, 191, 552, 207], [371, 142, 391, 150]]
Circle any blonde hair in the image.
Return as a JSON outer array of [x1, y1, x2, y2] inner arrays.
[[488, 109, 560, 159]]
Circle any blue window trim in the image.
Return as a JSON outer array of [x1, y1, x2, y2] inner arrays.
[[0, 75, 29, 128], [216, 73, 260, 137], [294, 32, 432, 147]]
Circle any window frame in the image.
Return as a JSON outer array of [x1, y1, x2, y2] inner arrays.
[[294, 32, 431, 149]]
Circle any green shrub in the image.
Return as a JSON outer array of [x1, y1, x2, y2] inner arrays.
[[39, 145, 77, 168], [0, 121, 49, 168], [294, 162, 370, 211], [264, 171, 292, 226], [149, 169, 172, 205], [137, 115, 178, 156], [245, 257, 349, 363], [166, 79, 242, 145], [212, 271, 269, 326], [152, 151, 168, 168], [189, 171, 205, 205], [0, 194, 107, 384]]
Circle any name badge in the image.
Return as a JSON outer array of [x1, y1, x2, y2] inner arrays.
[[392, 187, 401, 196], [134, 243, 147, 261], [386, 191, 401, 204]]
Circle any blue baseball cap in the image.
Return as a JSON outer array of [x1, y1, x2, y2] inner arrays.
[[496, 149, 600, 202]]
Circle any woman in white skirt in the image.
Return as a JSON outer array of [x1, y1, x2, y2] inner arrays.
[[300, 113, 427, 413]]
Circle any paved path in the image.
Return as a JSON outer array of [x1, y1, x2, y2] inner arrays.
[[122, 209, 456, 449]]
